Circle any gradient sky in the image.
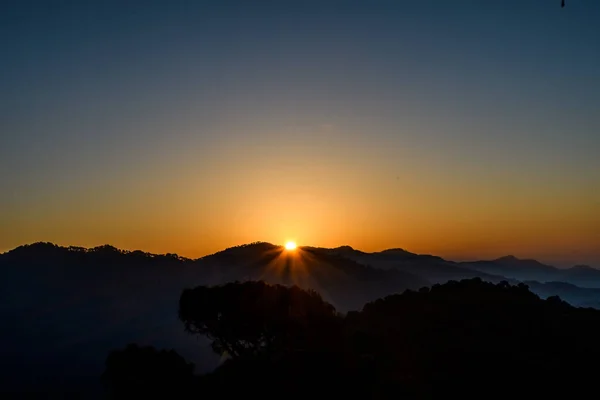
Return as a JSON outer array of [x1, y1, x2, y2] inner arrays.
[[1, 0, 599, 266]]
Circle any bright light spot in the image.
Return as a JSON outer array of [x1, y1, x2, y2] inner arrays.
[[285, 241, 297, 250]]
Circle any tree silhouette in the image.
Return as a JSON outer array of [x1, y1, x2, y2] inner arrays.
[[104, 278, 600, 398], [179, 281, 342, 359], [102, 344, 195, 399]]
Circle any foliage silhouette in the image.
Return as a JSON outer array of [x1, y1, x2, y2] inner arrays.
[[345, 278, 600, 397], [179, 281, 343, 358], [102, 344, 195, 399], [105, 278, 600, 399]]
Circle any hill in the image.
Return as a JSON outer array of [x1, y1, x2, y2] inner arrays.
[[307, 245, 600, 307], [461, 255, 600, 287], [309, 245, 509, 284], [2, 241, 600, 398], [0, 241, 425, 397], [106, 279, 600, 398], [197, 243, 429, 310]]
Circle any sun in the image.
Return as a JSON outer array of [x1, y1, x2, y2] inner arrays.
[[285, 241, 297, 250]]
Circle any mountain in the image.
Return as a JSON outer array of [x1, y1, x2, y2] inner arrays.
[[1, 241, 599, 398], [311, 245, 511, 284], [459, 255, 557, 282], [0, 243, 215, 398], [0, 242, 426, 397], [197, 243, 429, 310], [558, 264, 600, 288], [461, 255, 600, 288], [525, 281, 600, 309], [304, 245, 600, 309]]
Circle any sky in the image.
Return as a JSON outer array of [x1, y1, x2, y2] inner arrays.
[[1, 0, 599, 267]]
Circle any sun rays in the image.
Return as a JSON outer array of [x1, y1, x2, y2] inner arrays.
[[258, 245, 313, 288], [250, 244, 343, 310]]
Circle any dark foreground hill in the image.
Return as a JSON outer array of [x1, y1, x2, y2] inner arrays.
[[105, 279, 600, 399]]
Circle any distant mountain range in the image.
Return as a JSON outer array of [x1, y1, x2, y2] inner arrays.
[[460, 256, 600, 288], [1, 241, 600, 397]]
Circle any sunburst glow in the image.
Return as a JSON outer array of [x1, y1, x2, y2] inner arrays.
[[285, 241, 297, 250]]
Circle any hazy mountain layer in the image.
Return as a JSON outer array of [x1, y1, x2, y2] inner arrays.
[[2, 241, 599, 397]]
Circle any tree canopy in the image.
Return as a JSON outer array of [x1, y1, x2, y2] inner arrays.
[[178, 281, 342, 358], [105, 278, 600, 399], [102, 344, 195, 399]]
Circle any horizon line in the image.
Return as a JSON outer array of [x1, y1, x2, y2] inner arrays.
[[0, 240, 590, 269]]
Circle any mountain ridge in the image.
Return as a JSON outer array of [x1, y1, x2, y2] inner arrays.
[[4, 241, 600, 307], [4, 241, 596, 272], [3, 240, 600, 396]]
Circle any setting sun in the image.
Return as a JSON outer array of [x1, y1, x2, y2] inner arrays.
[[285, 241, 297, 250]]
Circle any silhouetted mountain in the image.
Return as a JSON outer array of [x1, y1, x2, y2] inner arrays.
[[312, 245, 510, 284], [0, 243, 214, 398], [197, 243, 429, 310], [0, 241, 425, 397], [2, 241, 600, 398], [268, 245, 600, 311], [461, 255, 556, 281], [525, 280, 600, 309], [558, 264, 600, 287], [461, 255, 600, 287], [315, 246, 600, 300], [572, 264, 595, 270], [311, 247, 600, 308]]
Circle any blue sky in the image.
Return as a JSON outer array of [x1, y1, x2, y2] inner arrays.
[[1, 0, 599, 266]]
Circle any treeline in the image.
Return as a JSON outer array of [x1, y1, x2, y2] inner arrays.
[[5, 242, 190, 261], [103, 278, 600, 399]]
